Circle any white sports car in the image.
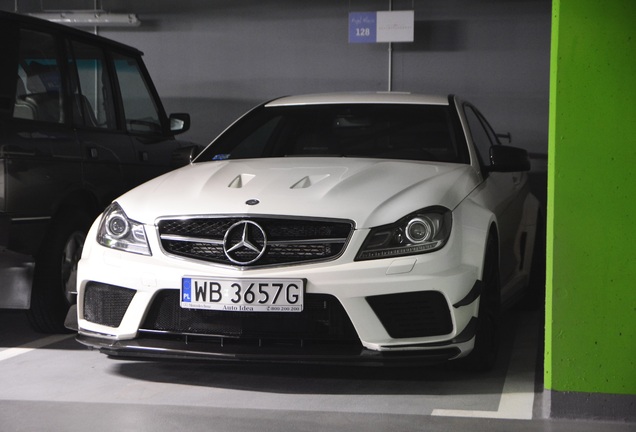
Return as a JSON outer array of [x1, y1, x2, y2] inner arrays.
[[72, 93, 540, 370]]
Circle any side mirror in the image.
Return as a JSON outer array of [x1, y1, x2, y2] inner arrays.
[[171, 145, 202, 167], [169, 113, 190, 134], [488, 145, 531, 172]]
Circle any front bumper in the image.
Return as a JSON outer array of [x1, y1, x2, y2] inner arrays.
[[76, 220, 482, 363]]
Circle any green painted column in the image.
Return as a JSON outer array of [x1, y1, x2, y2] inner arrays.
[[546, 0, 636, 414]]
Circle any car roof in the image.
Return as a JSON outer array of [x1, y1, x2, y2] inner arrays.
[[0, 10, 143, 55], [265, 92, 452, 107]]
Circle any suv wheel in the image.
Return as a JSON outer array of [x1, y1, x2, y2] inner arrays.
[[27, 208, 92, 333]]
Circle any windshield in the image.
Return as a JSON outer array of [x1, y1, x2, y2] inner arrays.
[[197, 103, 469, 164]]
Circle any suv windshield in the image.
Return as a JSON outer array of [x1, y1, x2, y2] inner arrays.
[[197, 104, 469, 164]]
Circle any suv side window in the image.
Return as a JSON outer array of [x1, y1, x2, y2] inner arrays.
[[68, 40, 117, 129], [112, 53, 162, 134], [13, 29, 63, 123]]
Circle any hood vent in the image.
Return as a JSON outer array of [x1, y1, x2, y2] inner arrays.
[[228, 173, 256, 188], [291, 174, 330, 189]]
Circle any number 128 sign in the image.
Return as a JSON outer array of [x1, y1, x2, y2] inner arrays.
[[349, 11, 414, 44]]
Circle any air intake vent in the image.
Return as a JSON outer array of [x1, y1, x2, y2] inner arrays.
[[366, 291, 453, 339], [83, 282, 136, 327], [140, 290, 360, 344]]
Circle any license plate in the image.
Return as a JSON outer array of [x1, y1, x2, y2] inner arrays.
[[180, 277, 304, 312]]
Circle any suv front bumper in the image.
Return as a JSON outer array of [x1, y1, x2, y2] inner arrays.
[[0, 247, 34, 308]]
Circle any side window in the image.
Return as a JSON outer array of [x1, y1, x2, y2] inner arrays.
[[112, 53, 162, 134], [69, 41, 116, 129], [464, 105, 495, 166], [13, 29, 63, 123]]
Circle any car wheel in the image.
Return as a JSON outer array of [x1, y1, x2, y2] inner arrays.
[[461, 235, 501, 372], [518, 210, 546, 310], [26, 208, 92, 333]]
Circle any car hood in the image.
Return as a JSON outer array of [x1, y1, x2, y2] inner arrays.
[[117, 158, 480, 228]]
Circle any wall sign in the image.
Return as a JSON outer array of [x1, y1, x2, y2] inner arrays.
[[349, 11, 414, 43]]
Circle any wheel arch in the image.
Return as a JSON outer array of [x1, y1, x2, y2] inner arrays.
[[483, 223, 501, 290], [29, 189, 103, 333], [456, 199, 499, 281], [50, 189, 102, 223], [37, 189, 102, 258]]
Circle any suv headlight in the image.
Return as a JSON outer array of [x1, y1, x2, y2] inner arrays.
[[97, 202, 151, 255], [356, 206, 451, 261]]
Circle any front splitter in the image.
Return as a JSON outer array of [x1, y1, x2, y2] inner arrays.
[[76, 333, 460, 366]]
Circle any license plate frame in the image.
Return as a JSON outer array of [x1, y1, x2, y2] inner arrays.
[[180, 277, 304, 312]]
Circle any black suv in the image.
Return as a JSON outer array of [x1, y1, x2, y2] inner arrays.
[[0, 11, 199, 332]]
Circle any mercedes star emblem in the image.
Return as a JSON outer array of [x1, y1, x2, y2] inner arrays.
[[223, 220, 267, 265]]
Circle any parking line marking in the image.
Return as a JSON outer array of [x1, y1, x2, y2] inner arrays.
[[0, 334, 74, 362], [432, 319, 537, 420]]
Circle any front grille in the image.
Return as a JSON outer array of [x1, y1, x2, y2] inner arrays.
[[366, 291, 453, 339], [157, 216, 353, 267], [140, 290, 360, 346], [83, 282, 136, 327]]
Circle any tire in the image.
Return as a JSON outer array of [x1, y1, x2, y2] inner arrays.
[[518, 210, 546, 310], [461, 235, 501, 372], [26, 208, 92, 333]]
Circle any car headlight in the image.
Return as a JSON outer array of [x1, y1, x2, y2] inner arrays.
[[97, 202, 151, 255], [356, 206, 451, 261]]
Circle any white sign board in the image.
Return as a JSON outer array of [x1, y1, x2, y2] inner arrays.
[[377, 11, 414, 43]]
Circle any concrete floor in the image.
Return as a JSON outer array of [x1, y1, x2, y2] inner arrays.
[[0, 309, 633, 432]]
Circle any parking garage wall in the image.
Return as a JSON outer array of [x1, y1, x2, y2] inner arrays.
[[1, 0, 551, 159], [546, 0, 636, 421]]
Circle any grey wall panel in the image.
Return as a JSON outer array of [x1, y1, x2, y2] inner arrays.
[[5, 0, 550, 159]]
